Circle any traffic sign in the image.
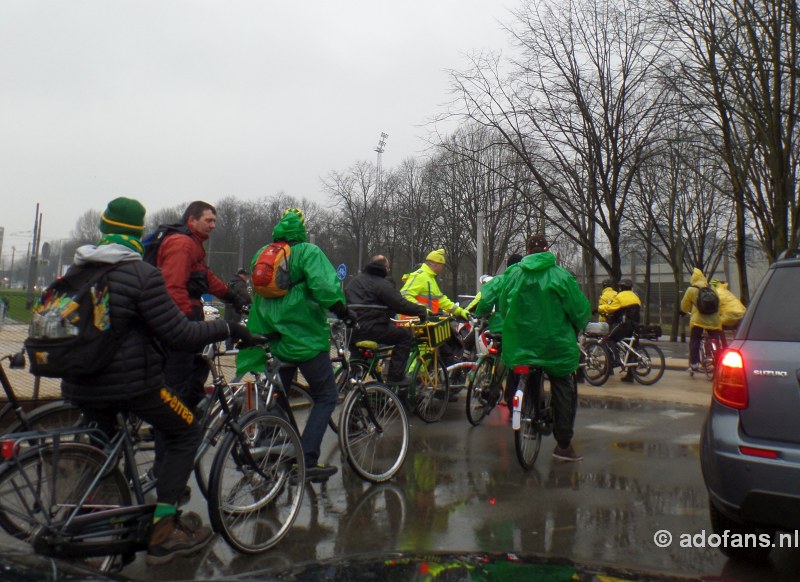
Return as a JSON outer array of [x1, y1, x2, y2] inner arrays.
[[337, 264, 347, 281]]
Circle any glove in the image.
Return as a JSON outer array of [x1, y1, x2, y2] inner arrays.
[[228, 322, 257, 347], [342, 309, 358, 328], [226, 290, 248, 312], [329, 301, 358, 328], [416, 309, 428, 322], [454, 306, 469, 321]]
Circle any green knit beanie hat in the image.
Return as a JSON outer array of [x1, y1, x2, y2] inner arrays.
[[99, 197, 146, 237]]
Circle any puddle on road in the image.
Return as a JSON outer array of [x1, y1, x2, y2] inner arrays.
[[613, 440, 699, 457]]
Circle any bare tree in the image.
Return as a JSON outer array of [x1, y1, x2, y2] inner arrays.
[[447, 0, 671, 285], [665, 0, 800, 302], [70, 209, 102, 245], [323, 160, 384, 271]]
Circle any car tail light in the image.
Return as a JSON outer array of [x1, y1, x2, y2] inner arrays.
[[713, 349, 748, 409]]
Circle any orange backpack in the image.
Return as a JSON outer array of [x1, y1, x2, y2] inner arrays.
[[251, 242, 300, 298]]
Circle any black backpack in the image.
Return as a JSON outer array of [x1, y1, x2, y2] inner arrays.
[[695, 285, 720, 315], [24, 263, 120, 379], [142, 222, 191, 266]]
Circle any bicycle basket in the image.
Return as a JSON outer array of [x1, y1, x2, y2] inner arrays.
[[407, 318, 452, 347], [584, 321, 609, 337]]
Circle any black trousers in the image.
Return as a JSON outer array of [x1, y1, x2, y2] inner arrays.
[[352, 322, 414, 381], [76, 388, 201, 506], [548, 373, 578, 449]]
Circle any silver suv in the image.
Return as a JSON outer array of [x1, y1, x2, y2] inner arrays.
[[700, 252, 800, 560]]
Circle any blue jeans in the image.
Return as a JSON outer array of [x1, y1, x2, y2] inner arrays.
[[278, 351, 338, 468]]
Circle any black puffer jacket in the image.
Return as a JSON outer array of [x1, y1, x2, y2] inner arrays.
[[61, 244, 229, 403], [345, 261, 426, 329]]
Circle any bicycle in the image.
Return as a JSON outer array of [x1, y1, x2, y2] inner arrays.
[[465, 330, 507, 426], [397, 315, 452, 423], [248, 330, 410, 484], [578, 322, 612, 386], [510, 365, 552, 470], [599, 325, 666, 385], [0, 351, 83, 435], [0, 339, 304, 568], [340, 308, 451, 423], [689, 329, 723, 381]]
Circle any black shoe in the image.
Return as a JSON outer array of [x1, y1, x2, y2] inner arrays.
[[620, 374, 635, 383], [304, 463, 338, 483]]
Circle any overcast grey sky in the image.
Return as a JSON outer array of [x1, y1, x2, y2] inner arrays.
[[0, 0, 513, 264]]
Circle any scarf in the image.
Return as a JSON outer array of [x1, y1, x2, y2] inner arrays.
[[98, 234, 144, 255]]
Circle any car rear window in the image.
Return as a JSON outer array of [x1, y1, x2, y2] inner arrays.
[[746, 267, 800, 341]]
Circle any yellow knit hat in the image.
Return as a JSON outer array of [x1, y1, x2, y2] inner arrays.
[[425, 249, 446, 264]]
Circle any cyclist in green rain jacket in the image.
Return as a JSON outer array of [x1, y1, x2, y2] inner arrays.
[[485, 235, 591, 462], [237, 208, 355, 482]]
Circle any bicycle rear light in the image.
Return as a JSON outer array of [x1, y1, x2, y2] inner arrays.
[[1, 439, 16, 460], [513, 365, 530, 375]]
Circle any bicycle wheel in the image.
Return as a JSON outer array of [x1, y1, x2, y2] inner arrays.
[[410, 354, 450, 423], [4, 400, 84, 434], [0, 443, 131, 540], [207, 411, 304, 553], [339, 382, 409, 483], [582, 340, 611, 386], [328, 361, 355, 435], [702, 339, 716, 381], [465, 358, 495, 426], [447, 360, 476, 395], [633, 342, 666, 385], [515, 372, 546, 470]]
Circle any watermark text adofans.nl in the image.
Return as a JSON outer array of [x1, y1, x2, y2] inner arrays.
[[653, 529, 800, 549]]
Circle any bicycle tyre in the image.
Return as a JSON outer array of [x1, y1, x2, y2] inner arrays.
[[410, 354, 450, 423], [328, 362, 354, 435], [0, 442, 131, 540], [515, 371, 545, 470], [4, 400, 84, 435], [447, 360, 476, 394], [466, 358, 495, 426], [582, 340, 611, 386], [703, 338, 717, 381], [339, 382, 409, 483], [633, 342, 666, 385], [207, 411, 304, 553]]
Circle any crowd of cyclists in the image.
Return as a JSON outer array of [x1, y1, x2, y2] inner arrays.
[[23, 196, 748, 567]]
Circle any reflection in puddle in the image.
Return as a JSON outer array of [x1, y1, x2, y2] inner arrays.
[[613, 440, 699, 457]]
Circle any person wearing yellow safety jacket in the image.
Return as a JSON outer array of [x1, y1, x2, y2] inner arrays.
[[596, 278, 618, 322], [710, 279, 746, 330], [400, 249, 468, 318], [237, 208, 356, 483], [400, 249, 469, 373], [681, 268, 725, 373], [604, 278, 641, 382]]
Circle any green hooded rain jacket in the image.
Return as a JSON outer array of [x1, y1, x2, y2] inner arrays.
[[490, 251, 591, 377], [237, 212, 344, 372]]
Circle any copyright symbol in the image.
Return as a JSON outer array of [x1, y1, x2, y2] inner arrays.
[[654, 529, 672, 548]]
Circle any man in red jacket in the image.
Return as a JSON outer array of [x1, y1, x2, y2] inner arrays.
[[157, 200, 246, 409]]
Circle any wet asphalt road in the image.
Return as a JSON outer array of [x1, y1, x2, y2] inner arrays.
[[101, 369, 798, 582]]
